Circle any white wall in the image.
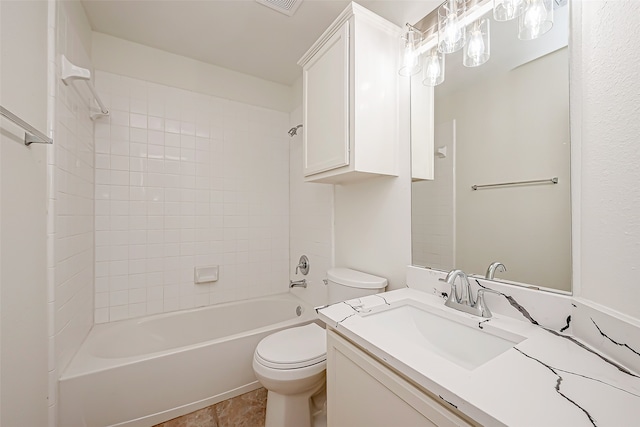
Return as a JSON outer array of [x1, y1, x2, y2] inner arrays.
[[288, 75, 411, 296], [334, 80, 412, 290], [49, 2, 96, 419], [0, 1, 49, 425], [288, 106, 334, 307], [93, 71, 290, 322], [92, 32, 293, 113], [575, 1, 640, 318]]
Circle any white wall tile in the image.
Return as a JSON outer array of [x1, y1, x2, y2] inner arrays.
[[109, 305, 129, 321], [50, 6, 96, 415], [94, 308, 109, 324], [95, 72, 290, 321]]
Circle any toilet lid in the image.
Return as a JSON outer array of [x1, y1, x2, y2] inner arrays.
[[255, 323, 326, 369]]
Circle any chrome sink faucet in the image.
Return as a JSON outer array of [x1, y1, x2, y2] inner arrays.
[[485, 262, 506, 280], [444, 269, 499, 318]]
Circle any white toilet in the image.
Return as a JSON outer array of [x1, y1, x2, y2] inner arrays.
[[253, 268, 388, 427]]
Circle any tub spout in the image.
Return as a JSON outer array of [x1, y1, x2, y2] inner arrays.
[[289, 279, 307, 288]]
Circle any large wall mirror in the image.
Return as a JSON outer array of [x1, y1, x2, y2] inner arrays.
[[411, 2, 571, 292]]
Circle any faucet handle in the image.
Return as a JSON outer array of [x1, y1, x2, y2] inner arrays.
[[475, 288, 501, 318], [295, 255, 309, 275], [446, 270, 472, 306], [444, 270, 458, 303], [444, 269, 470, 304]]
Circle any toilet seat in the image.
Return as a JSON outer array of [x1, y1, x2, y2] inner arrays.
[[255, 323, 326, 370]]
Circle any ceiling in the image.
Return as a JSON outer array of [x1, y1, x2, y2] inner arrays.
[[81, 0, 440, 86]]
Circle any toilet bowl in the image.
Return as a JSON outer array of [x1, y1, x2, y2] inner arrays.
[[253, 268, 387, 427], [253, 323, 327, 427]]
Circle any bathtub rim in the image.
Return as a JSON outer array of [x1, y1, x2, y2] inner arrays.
[[60, 292, 316, 380]]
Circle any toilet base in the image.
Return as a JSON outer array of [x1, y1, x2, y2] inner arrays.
[[265, 382, 325, 427]]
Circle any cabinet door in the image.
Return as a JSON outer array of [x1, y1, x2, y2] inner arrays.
[[327, 330, 472, 427], [302, 21, 350, 176]]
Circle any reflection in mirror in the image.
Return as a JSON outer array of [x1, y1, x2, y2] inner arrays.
[[411, 4, 571, 292]]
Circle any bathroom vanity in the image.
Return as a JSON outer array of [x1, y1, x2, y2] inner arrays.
[[317, 276, 640, 426], [327, 329, 474, 426]]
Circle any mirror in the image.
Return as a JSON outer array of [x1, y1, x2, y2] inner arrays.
[[411, 4, 571, 292]]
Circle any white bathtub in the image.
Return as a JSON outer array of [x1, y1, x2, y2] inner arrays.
[[59, 293, 316, 427]]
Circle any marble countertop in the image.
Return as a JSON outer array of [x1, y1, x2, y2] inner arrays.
[[316, 288, 640, 426]]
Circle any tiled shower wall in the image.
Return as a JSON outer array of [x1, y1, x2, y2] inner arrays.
[[47, 1, 95, 424], [93, 72, 290, 323]]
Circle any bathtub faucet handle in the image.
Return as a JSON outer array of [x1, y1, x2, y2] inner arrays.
[[295, 255, 309, 276]]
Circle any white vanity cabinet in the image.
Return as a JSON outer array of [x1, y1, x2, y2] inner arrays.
[[327, 329, 474, 427], [297, 3, 401, 184]]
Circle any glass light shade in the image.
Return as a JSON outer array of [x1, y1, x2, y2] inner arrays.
[[399, 27, 423, 76], [422, 49, 445, 87], [463, 19, 490, 67], [493, 0, 525, 21], [438, 0, 466, 54], [518, 0, 553, 40]]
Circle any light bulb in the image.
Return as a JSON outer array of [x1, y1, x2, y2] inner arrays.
[[467, 29, 485, 61], [403, 44, 417, 71], [426, 55, 441, 80], [443, 13, 462, 47], [438, 0, 466, 53], [494, 0, 524, 21], [464, 19, 489, 68], [423, 50, 444, 87], [399, 28, 422, 76], [523, 0, 546, 38], [518, 0, 552, 40]]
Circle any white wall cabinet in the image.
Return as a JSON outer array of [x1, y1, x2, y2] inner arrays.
[[327, 329, 474, 427], [298, 3, 401, 184]]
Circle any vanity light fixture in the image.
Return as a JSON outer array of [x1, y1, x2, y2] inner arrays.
[[438, 0, 467, 54], [518, 0, 553, 40], [399, 0, 559, 85], [463, 18, 490, 67], [399, 24, 423, 76]]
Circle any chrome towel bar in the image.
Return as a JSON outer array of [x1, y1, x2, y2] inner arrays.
[[472, 177, 558, 191], [0, 105, 53, 146]]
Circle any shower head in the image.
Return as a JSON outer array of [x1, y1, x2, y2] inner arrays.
[[288, 124, 303, 137]]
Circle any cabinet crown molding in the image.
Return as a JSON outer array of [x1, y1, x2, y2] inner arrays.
[[297, 2, 401, 67]]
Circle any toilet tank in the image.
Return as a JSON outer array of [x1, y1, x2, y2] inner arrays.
[[326, 268, 388, 304]]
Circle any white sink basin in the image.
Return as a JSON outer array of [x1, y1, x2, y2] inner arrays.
[[361, 300, 525, 370]]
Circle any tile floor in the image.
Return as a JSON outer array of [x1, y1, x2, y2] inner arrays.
[[153, 388, 267, 427]]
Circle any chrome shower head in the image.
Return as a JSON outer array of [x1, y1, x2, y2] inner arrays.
[[288, 124, 303, 137]]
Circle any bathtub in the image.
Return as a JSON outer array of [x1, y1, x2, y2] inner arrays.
[[59, 293, 316, 427]]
